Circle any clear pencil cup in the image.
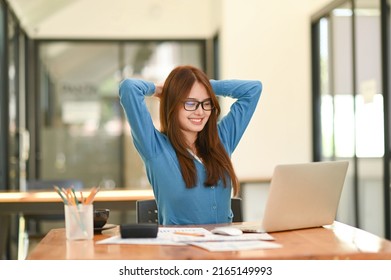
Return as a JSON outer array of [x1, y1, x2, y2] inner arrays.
[[64, 204, 93, 240]]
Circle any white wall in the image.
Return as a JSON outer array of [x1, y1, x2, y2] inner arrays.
[[220, 0, 333, 179]]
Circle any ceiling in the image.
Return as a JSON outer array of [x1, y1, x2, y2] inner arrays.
[[6, 0, 220, 39], [6, 0, 381, 40]]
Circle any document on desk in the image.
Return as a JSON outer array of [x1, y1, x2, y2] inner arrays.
[[96, 227, 277, 247], [96, 227, 210, 246], [189, 241, 282, 252], [96, 235, 185, 246], [167, 228, 275, 243]]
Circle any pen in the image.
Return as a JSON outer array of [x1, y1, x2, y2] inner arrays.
[[174, 231, 205, 237]]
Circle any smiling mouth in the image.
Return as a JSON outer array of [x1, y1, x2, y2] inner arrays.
[[189, 118, 203, 124]]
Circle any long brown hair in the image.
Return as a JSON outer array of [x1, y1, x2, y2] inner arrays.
[[159, 65, 240, 196]]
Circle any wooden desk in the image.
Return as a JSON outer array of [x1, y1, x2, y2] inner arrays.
[[0, 189, 154, 260], [0, 189, 154, 214], [27, 222, 391, 260]]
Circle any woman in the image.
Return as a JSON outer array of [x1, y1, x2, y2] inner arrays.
[[119, 65, 262, 225]]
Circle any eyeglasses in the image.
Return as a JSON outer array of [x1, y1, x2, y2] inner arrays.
[[183, 99, 214, 111]]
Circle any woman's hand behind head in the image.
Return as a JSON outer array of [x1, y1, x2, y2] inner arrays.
[[154, 83, 164, 99]]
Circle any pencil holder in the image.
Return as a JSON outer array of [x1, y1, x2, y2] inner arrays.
[[64, 204, 93, 240]]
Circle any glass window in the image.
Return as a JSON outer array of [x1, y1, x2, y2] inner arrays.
[[312, 0, 385, 238], [0, 1, 7, 190], [7, 9, 19, 190]]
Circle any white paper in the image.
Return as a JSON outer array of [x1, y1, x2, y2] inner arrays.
[[96, 227, 209, 245], [189, 240, 283, 252], [96, 235, 185, 246], [172, 232, 275, 242], [96, 227, 276, 247]]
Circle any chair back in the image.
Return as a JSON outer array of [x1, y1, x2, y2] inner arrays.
[[136, 200, 158, 223], [231, 197, 243, 222], [136, 197, 243, 223]]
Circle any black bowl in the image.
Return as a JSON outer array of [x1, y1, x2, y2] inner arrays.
[[93, 208, 110, 228]]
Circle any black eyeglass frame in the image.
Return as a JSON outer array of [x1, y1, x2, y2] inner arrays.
[[183, 99, 214, 111]]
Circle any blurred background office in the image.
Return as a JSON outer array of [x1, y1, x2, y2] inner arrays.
[[1, 0, 391, 255]]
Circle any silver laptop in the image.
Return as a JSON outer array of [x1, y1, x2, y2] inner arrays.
[[235, 161, 349, 233]]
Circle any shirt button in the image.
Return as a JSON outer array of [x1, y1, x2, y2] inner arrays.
[[211, 186, 215, 189], [212, 206, 217, 210]]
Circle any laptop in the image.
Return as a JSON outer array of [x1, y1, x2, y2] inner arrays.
[[234, 161, 349, 233]]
